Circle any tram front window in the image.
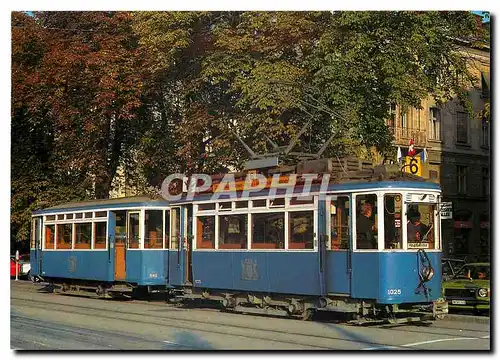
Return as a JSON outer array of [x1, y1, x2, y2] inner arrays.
[[406, 203, 437, 249], [355, 194, 378, 250], [384, 194, 403, 249]]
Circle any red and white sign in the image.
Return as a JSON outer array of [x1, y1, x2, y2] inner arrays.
[[408, 139, 416, 157]]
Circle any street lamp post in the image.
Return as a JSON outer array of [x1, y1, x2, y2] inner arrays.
[[15, 250, 19, 281]]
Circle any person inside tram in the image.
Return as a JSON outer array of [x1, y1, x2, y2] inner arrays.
[[407, 210, 430, 242], [356, 202, 377, 249]]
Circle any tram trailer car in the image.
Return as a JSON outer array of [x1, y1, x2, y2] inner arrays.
[[30, 196, 175, 298], [31, 178, 448, 323]]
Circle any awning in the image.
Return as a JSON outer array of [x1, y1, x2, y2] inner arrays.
[[454, 221, 473, 229]]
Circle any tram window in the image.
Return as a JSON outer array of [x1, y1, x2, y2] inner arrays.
[[355, 194, 378, 250], [290, 197, 314, 206], [84, 212, 93, 219], [170, 208, 181, 249], [145, 210, 163, 249], [75, 223, 92, 249], [235, 201, 248, 209], [66, 214, 74, 220], [384, 194, 403, 249], [219, 202, 232, 211], [252, 199, 266, 208], [57, 214, 65, 221], [407, 203, 437, 249], [95, 211, 107, 218], [56, 224, 72, 249], [115, 212, 127, 245], [219, 214, 248, 249], [289, 211, 314, 249], [46, 215, 56, 221], [164, 210, 170, 249], [94, 222, 107, 249], [196, 216, 215, 249], [128, 212, 140, 249], [269, 198, 285, 207], [330, 196, 350, 250], [251, 212, 285, 249], [44, 225, 55, 249], [75, 213, 83, 219], [198, 203, 215, 211]]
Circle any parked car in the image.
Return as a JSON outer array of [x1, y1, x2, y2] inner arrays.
[[10, 256, 21, 277], [10, 254, 31, 280], [442, 262, 490, 313]]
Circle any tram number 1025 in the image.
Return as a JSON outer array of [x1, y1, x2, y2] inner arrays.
[[387, 289, 402, 295]]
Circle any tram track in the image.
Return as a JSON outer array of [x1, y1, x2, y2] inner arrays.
[[12, 297, 340, 349], [11, 292, 489, 350]]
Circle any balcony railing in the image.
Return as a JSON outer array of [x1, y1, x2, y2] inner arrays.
[[389, 127, 427, 147]]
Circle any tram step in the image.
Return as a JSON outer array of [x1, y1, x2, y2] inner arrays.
[[109, 285, 133, 292], [233, 306, 289, 317]]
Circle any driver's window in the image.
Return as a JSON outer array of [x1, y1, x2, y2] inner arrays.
[[355, 194, 378, 250], [384, 194, 402, 249]]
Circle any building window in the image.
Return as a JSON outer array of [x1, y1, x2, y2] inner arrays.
[[482, 120, 489, 147], [401, 111, 408, 137], [456, 112, 469, 144], [457, 166, 468, 195], [429, 108, 441, 141], [144, 210, 163, 249], [482, 167, 489, 197], [219, 214, 248, 249], [252, 212, 285, 249], [289, 211, 314, 249], [387, 103, 396, 128], [415, 108, 421, 130], [75, 223, 92, 249]]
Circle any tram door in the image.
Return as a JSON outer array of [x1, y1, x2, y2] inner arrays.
[[113, 211, 128, 280], [184, 205, 193, 285], [168, 207, 183, 285], [107, 212, 116, 281], [31, 217, 42, 276], [324, 195, 352, 295]]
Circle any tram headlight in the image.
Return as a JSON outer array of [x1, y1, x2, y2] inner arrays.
[[477, 288, 489, 298], [422, 266, 435, 282]]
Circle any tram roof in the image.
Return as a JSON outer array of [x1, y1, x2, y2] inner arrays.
[[171, 179, 441, 204], [33, 195, 169, 215], [33, 180, 440, 215]]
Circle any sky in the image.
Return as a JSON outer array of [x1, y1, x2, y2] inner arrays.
[[471, 10, 490, 22]]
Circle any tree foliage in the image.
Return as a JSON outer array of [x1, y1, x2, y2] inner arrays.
[[11, 11, 487, 246]]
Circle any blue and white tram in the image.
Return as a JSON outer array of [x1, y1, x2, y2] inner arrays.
[[30, 174, 448, 322], [30, 196, 175, 296], [170, 178, 448, 322]]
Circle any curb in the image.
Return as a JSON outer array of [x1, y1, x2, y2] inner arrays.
[[442, 314, 490, 324]]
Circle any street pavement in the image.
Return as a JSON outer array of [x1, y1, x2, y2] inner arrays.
[[10, 280, 490, 350]]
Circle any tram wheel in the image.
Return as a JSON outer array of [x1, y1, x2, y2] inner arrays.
[[301, 308, 314, 321]]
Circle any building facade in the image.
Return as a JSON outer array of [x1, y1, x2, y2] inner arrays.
[[385, 43, 490, 261]]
